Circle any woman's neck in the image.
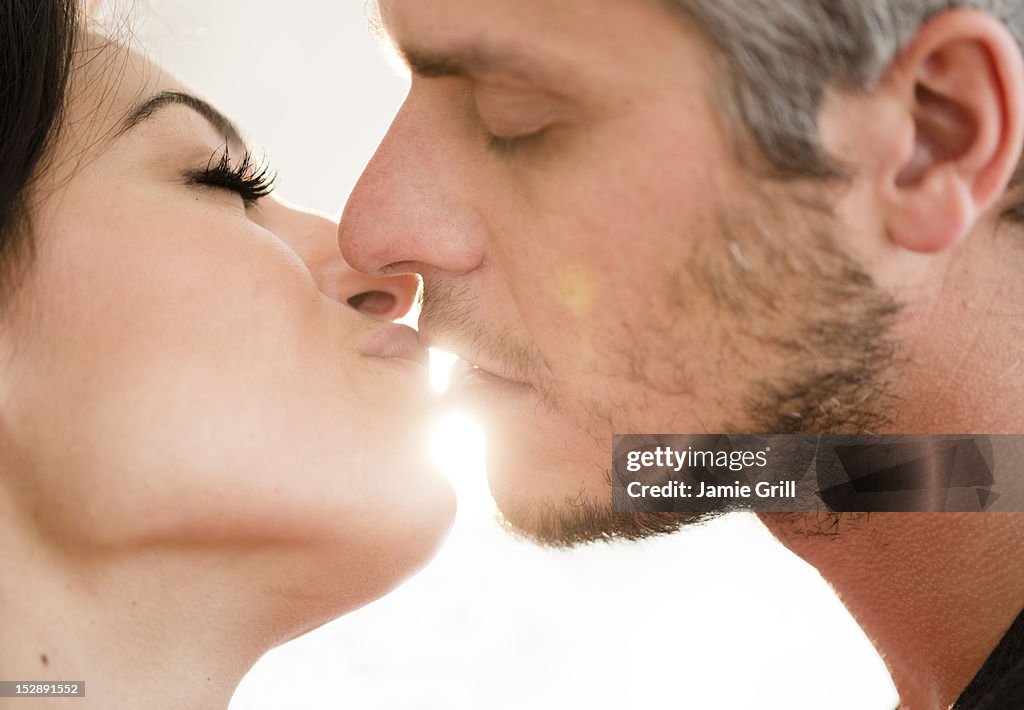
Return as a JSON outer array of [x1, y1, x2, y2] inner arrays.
[[0, 538, 274, 710]]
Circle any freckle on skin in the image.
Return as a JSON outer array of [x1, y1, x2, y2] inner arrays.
[[40, 653, 48, 666]]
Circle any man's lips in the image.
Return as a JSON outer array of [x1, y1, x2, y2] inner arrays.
[[360, 324, 431, 370], [418, 323, 533, 387], [449, 358, 522, 386]]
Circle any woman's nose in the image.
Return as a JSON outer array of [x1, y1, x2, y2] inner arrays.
[[319, 260, 421, 320], [256, 198, 421, 321]]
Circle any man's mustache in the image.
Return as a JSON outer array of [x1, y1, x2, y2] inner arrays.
[[418, 279, 552, 391]]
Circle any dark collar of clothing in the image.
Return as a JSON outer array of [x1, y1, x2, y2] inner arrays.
[[952, 606, 1024, 710]]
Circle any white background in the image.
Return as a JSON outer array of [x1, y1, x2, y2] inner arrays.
[[127, 2, 900, 708]]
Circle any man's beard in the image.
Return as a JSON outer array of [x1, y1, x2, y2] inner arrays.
[[495, 194, 902, 548]]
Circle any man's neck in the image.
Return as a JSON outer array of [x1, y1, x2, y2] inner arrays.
[[765, 235, 1024, 708], [760, 513, 1024, 709]]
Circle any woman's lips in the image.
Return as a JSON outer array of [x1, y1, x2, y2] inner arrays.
[[360, 324, 431, 370]]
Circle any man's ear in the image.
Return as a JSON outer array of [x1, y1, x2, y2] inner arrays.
[[877, 9, 1024, 254]]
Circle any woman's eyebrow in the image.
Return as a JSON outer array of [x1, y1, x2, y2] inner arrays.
[[119, 90, 245, 146]]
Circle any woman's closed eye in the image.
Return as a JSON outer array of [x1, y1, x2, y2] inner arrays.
[[185, 147, 276, 207]]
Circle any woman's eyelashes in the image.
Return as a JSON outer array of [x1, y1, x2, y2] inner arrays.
[[185, 147, 276, 207]]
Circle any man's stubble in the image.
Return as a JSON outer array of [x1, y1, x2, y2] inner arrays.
[[427, 192, 903, 547]]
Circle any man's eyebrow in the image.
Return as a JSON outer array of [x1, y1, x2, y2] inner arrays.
[[119, 91, 245, 146], [399, 45, 555, 81]]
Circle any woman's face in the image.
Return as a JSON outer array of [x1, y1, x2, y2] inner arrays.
[[0, 39, 454, 609]]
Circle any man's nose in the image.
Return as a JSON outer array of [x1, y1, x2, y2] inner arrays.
[[338, 93, 485, 278], [258, 198, 420, 320]]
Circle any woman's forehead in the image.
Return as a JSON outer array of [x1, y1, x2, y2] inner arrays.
[[62, 34, 184, 147], [40, 32, 193, 188]]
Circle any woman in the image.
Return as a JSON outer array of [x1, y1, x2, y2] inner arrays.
[[0, 2, 456, 708]]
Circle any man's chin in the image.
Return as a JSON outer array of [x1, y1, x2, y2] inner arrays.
[[492, 490, 718, 548], [483, 440, 717, 547]]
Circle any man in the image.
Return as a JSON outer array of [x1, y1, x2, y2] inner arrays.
[[339, 1, 1024, 708]]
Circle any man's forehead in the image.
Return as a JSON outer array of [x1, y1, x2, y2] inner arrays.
[[370, 0, 685, 84], [371, 0, 573, 83]]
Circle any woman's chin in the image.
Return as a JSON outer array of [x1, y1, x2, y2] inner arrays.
[[258, 482, 457, 632]]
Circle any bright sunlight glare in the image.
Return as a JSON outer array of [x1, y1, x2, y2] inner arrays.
[[429, 349, 459, 393], [428, 349, 494, 519]]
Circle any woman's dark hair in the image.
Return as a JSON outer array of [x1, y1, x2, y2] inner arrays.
[[0, 0, 78, 293]]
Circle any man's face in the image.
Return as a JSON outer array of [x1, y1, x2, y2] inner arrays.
[[340, 0, 899, 544]]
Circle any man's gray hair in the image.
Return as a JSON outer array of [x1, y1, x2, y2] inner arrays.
[[668, 0, 1024, 214]]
